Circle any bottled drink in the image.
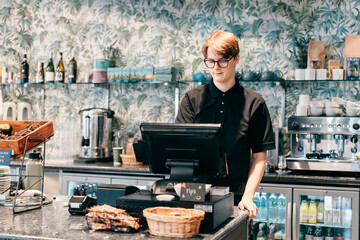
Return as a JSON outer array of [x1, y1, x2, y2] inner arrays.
[[256, 222, 267, 240], [267, 223, 276, 239], [334, 228, 343, 240], [268, 193, 278, 222], [277, 194, 286, 222], [325, 227, 334, 240], [324, 196, 333, 225], [25, 151, 43, 191], [68, 55, 77, 83], [341, 197, 352, 227], [317, 199, 325, 223], [299, 225, 306, 240], [306, 226, 314, 240], [56, 52, 65, 83], [45, 52, 55, 83], [342, 228, 351, 240], [259, 192, 268, 221], [36, 62, 45, 83], [309, 200, 318, 224], [332, 196, 341, 226], [253, 192, 261, 220], [313, 226, 324, 240], [20, 54, 29, 83], [300, 199, 309, 223]]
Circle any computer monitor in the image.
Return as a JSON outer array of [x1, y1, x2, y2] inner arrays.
[[140, 123, 228, 182]]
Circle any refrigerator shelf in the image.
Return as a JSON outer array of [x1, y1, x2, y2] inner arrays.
[[299, 222, 351, 229], [253, 220, 286, 224]]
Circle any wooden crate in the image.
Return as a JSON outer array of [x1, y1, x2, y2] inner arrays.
[[0, 120, 54, 156]]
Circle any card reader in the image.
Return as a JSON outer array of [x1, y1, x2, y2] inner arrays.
[[68, 195, 97, 215]]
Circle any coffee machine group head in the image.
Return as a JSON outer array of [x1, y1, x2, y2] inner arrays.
[[76, 108, 114, 163]]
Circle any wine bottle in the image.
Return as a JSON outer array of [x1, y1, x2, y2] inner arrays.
[[45, 53, 55, 83], [56, 52, 65, 83], [68, 55, 77, 83], [36, 62, 45, 83], [20, 54, 29, 83]]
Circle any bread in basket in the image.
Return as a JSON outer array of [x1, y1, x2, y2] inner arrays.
[[120, 154, 142, 165], [143, 206, 205, 238]]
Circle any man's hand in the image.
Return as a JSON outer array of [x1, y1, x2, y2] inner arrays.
[[238, 195, 257, 220]]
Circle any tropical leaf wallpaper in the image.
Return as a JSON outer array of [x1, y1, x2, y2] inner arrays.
[[1, 0, 360, 159]]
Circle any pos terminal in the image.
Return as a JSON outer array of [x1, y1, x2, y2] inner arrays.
[[116, 123, 234, 232]]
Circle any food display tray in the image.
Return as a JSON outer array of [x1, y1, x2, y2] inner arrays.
[[0, 120, 54, 155]]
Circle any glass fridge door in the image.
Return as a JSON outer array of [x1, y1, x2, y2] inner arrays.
[[294, 186, 359, 240], [253, 183, 292, 240]]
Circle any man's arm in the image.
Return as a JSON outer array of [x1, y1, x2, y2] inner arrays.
[[238, 151, 266, 220]]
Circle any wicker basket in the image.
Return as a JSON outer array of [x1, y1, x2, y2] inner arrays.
[[120, 154, 142, 165], [143, 207, 205, 238]]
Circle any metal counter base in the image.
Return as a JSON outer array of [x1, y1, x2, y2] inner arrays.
[[287, 157, 360, 172]]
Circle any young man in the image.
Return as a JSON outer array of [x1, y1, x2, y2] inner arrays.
[[175, 31, 275, 220]]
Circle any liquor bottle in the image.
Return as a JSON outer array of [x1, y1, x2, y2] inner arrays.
[[45, 53, 55, 83], [68, 55, 77, 83], [20, 54, 29, 83], [56, 52, 65, 83], [36, 62, 45, 83]]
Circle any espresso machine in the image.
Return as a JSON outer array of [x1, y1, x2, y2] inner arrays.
[[75, 108, 114, 163], [287, 116, 360, 172]]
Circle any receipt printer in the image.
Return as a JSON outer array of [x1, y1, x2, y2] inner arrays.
[[96, 184, 139, 206]]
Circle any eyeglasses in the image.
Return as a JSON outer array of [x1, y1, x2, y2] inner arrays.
[[204, 56, 234, 68]]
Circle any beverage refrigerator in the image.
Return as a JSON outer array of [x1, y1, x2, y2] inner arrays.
[[253, 184, 292, 239], [252, 183, 359, 240]]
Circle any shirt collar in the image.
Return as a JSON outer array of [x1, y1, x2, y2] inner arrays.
[[209, 78, 241, 98]]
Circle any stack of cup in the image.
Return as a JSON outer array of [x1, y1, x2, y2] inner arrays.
[[296, 94, 310, 116]]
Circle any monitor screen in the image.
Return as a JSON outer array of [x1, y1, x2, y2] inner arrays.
[[140, 123, 228, 181]]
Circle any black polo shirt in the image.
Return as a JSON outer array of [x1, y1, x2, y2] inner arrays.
[[175, 80, 275, 196]]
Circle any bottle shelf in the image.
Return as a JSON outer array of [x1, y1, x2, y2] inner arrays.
[[299, 222, 351, 229], [253, 219, 286, 224], [2, 79, 360, 86]]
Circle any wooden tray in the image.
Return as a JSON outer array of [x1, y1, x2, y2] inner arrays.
[[0, 120, 54, 156]]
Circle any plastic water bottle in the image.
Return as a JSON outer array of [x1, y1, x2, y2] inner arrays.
[[268, 193, 278, 222], [253, 192, 261, 220], [259, 192, 268, 221], [277, 194, 286, 223]]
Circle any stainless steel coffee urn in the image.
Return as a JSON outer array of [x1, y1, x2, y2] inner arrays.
[[76, 108, 114, 163]]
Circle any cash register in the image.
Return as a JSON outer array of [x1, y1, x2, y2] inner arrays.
[[116, 123, 234, 232]]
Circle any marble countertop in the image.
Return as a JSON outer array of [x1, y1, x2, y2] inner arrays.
[[0, 196, 248, 240]]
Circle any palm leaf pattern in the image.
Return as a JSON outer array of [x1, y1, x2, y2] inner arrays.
[[0, 0, 358, 158]]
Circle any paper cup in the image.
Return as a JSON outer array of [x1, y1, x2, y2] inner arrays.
[[113, 147, 123, 166]]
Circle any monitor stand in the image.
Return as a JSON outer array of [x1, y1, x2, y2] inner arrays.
[[151, 158, 199, 195]]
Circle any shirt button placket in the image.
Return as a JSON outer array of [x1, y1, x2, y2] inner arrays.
[[220, 94, 225, 114]]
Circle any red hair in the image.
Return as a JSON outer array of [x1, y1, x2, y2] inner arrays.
[[202, 31, 239, 59]]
